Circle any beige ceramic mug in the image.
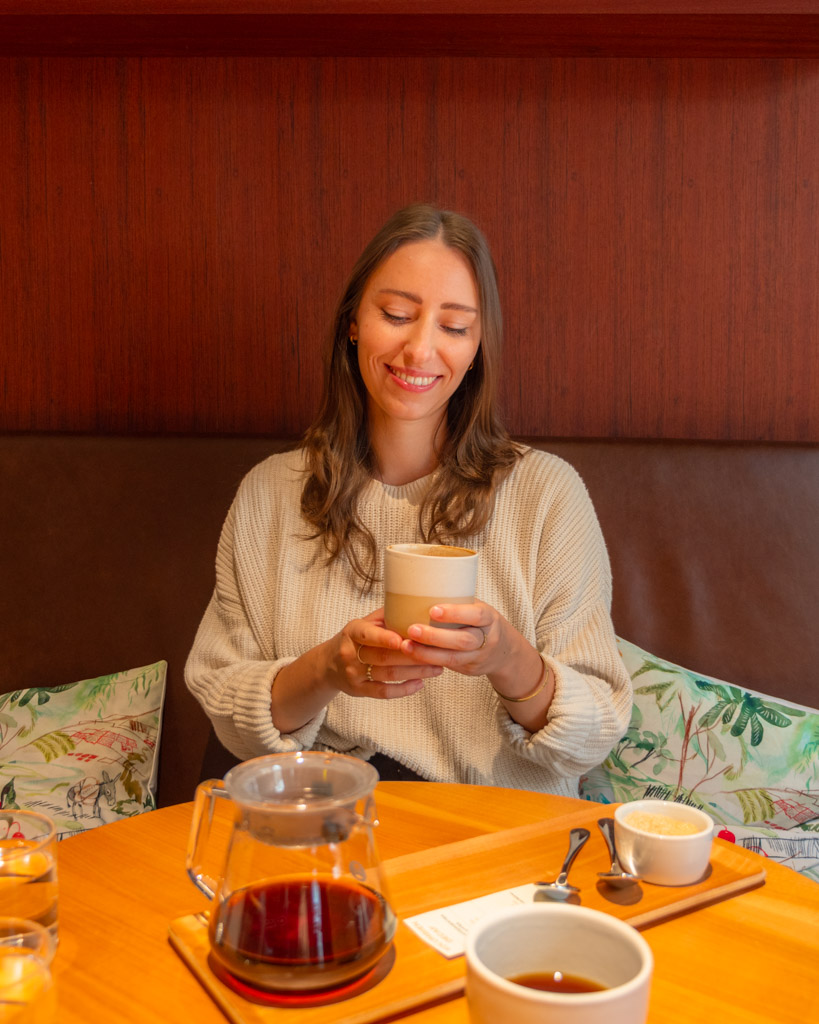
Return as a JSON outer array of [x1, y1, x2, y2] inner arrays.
[[383, 543, 478, 639]]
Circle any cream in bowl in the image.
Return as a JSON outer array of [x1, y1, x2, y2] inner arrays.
[[614, 799, 714, 886]]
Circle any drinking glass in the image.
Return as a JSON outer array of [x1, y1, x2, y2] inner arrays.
[[0, 812, 58, 949], [0, 917, 56, 1023]]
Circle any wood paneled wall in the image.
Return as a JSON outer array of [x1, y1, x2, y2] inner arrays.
[[1, 55, 817, 440]]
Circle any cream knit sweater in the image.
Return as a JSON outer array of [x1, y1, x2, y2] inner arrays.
[[185, 446, 632, 798]]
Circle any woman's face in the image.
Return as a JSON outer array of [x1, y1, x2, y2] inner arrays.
[[351, 238, 481, 437]]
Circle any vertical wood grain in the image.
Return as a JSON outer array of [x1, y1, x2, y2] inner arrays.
[[0, 56, 817, 440]]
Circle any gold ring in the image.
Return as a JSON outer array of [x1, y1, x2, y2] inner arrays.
[[478, 628, 488, 649], [356, 644, 367, 665]]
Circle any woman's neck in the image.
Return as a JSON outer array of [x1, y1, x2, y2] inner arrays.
[[369, 417, 443, 486]]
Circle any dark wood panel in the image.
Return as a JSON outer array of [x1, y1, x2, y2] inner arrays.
[[1, 56, 817, 440]]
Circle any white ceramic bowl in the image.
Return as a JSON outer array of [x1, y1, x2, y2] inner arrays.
[[465, 903, 653, 1024], [614, 799, 715, 886]]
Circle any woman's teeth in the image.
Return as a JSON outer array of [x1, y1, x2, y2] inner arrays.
[[392, 368, 437, 386]]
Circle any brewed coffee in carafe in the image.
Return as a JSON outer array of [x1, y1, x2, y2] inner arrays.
[[187, 751, 396, 992]]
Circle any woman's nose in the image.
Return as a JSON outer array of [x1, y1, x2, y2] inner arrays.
[[401, 318, 436, 363]]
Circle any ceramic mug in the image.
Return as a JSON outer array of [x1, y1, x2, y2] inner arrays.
[[383, 543, 478, 639], [465, 903, 653, 1024]]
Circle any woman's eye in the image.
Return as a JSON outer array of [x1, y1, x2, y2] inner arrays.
[[442, 325, 469, 336], [380, 310, 409, 325]]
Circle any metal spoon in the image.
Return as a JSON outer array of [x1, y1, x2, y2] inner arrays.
[[596, 817, 640, 888], [534, 827, 591, 900]]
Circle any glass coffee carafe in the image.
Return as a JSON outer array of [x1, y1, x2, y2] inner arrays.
[[186, 751, 396, 993]]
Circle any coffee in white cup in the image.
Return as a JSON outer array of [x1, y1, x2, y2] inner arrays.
[[383, 543, 478, 639]]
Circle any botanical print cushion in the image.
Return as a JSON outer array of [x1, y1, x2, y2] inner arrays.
[[579, 639, 819, 883], [0, 661, 166, 839]]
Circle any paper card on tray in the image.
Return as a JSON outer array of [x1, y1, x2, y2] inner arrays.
[[404, 884, 538, 957]]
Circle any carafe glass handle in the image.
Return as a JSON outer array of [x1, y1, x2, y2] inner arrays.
[[186, 778, 230, 900]]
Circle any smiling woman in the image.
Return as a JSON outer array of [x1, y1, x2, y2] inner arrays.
[[185, 203, 632, 795]]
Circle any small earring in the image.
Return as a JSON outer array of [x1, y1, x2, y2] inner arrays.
[[349, 336, 357, 346], [468, 360, 474, 371]]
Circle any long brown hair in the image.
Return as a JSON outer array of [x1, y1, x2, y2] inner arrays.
[[300, 203, 523, 589]]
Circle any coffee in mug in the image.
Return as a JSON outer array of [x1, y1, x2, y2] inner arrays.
[[383, 543, 478, 639], [510, 971, 607, 994]]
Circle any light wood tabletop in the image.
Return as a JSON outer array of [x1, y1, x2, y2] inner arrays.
[[53, 782, 819, 1024]]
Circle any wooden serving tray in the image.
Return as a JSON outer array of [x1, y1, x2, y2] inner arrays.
[[383, 804, 767, 929], [169, 803, 766, 1024], [168, 916, 465, 1024]]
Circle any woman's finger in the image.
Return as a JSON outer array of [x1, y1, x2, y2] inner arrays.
[[428, 602, 484, 627], [405, 622, 487, 653], [397, 601, 502, 675]]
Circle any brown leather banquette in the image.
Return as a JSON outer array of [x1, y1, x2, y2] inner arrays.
[[2, 434, 817, 808]]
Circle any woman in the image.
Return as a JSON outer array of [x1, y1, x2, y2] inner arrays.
[[185, 203, 631, 797]]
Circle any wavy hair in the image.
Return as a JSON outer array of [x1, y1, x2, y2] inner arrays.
[[300, 203, 523, 589]]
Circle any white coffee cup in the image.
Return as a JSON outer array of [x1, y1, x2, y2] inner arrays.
[[465, 903, 653, 1024], [383, 543, 478, 639]]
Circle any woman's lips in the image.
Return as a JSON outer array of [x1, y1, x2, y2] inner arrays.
[[389, 366, 441, 391]]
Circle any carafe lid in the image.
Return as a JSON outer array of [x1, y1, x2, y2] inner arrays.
[[223, 751, 378, 811]]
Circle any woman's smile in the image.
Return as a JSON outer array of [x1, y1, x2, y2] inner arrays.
[[388, 365, 442, 390]]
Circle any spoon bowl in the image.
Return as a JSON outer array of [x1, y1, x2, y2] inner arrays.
[[534, 880, 579, 901], [597, 868, 640, 888], [597, 817, 640, 888], [534, 827, 590, 901]]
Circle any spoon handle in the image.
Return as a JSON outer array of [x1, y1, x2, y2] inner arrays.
[[555, 827, 591, 885], [597, 817, 619, 871]]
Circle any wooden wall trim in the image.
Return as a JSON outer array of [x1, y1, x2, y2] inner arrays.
[[0, 4, 818, 57]]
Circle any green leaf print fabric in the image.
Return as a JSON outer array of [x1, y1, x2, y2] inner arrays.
[[0, 661, 166, 839], [579, 639, 819, 882]]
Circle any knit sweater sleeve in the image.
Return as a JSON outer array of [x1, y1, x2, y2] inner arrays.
[[184, 499, 327, 760], [496, 454, 633, 776]]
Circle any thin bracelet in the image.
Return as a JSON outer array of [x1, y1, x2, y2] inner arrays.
[[495, 655, 549, 703]]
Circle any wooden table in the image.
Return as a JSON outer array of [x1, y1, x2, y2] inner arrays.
[[53, 783, 819, 1023]]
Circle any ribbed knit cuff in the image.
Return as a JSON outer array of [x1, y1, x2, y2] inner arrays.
[[499, 654, 616, 777], [221, 658, 327, 758]]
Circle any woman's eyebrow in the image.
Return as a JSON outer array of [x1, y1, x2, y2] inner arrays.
[[377, 288, 477, 314], [377, 288, 421, 303]]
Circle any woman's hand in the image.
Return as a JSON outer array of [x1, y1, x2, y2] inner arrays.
[[334, 609, 443, 700], [398, 601, 554, 730], [272, 609, 443, 734], [398, 600, 514, 677]]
